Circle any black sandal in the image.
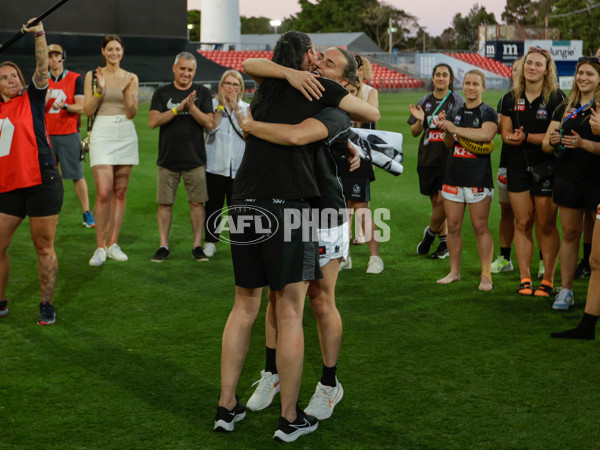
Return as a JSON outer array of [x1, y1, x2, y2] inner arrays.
[[534, 283, 554, 297], [518, 279, 533, 296]]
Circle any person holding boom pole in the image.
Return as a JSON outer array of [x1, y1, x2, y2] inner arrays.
[[0, 19, 63, 325]]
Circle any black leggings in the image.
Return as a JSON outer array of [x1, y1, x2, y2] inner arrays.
[[204, 172, 233, 243]]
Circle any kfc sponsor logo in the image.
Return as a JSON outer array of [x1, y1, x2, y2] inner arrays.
[[453, 145, 476, 159], [428, 130, 445, 142]]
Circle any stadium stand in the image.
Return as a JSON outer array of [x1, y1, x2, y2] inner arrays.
[[445, 52, 512, 78], [198, 49, 425, 90]]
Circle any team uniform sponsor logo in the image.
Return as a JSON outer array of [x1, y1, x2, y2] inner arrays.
[[442, 184, 458, 195], [515, 99, 526, 112], [453, 144, 476, 159], [427, 130, 445, 142], [536, 109, 548, 120]]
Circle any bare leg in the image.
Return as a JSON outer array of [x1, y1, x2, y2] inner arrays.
[[157, 204, 173, 248], [468, 197, 493, 291], [92, 165, 114, 249], [429, 191, 447, 236], [189, 201, 206, 248], [509, 191, 534, 281], [275, 280, 310, 422], [558, 207, 584, 291], [437, 199, 465, 284], [219, 286, 263, 410], [499, 200, 515, 249], [533, 196, 559, 284], [108, 165, 132, 247], [0, 213, 23, 299], [30, 215, 60, 304], [73, 177, 91, 212]]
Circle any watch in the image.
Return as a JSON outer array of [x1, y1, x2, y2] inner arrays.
[[62, 104, 68, 111]]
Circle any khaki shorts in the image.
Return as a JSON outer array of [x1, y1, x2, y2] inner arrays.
[[442, 184, 494, 204], [157, 166, 208, 204]]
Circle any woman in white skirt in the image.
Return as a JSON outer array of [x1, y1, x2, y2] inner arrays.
[[83, 34, 139, 267]]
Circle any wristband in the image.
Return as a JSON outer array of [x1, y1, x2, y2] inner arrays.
[[94, 91, 102, 98], [216, 104, 225, 112], [34, 31, 45, 38], [62, 104, 68, 111], [172, 107, 178, 115]]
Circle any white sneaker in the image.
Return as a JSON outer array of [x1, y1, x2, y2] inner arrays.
[[366, 256, 384, 274], [203, 242, 216, 257], [246, 370, 280, 411], [339, 256, 352, 271], [107, 243, 128, 261], [304, 379, 344, 420], [89, 248, 107, 267], [538, 260, 545, 279]]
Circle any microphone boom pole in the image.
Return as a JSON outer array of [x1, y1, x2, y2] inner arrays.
[[0, 0, 72, 54]]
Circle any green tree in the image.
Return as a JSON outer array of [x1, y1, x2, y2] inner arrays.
[[241, 16, 272, 34], [550, 0, 600, 55], [187, 9, 200, 41], [502, 0, 555, 26], [453, 4, 497, 51]]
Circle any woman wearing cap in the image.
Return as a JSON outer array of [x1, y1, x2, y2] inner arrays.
[[203, 69, 248, 257], [499, 47, 565, 298], [542, 56, 600, 310], [84, 34, 139, 267], [436, 70, 498, 291], [0, 19, 63, 325]]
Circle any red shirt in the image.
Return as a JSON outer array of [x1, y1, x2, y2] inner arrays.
[[46, 70, 83, 135]]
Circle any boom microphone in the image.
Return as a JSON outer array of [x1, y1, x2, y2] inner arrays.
[[0, 0, 72, 54]]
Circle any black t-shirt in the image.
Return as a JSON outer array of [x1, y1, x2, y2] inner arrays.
[[233, 78, 348, 200], [408, 91, 464, 167], [150, 82, 213, 171], [310, 108, 351, 227], [552, 101, 600, 182], [499, 89, 565, 169], [26, 82, 54, 166], [443, 102, 498, 188]]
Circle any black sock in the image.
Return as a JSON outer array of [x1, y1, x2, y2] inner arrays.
[[265, 347, 277, 374], [438, 234, 447, 244], [320, 364, 337, 387], [550, 313, 598, 340], [426, 227, 435, 238], [539, 249, 543, 261], [583, 243, 592, 266], [500, 247, 511, 261]]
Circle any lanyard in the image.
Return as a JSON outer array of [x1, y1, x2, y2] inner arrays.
[[563, 99, 594, 124], [427, 90, 452, 128]]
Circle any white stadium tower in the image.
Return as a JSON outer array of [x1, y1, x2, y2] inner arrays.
[[201, 0, 241, 49]]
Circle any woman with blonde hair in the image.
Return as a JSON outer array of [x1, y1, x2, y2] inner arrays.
[[203, 69, 249, 257], [84, 34, 139, 267], [542, 56, 600, 310], [499, 47, 565, 298]]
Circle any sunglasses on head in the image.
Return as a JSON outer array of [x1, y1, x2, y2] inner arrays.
[[354, 55, 363, 69], [578, 56, 600, 64], [528, 46, 551, 57]]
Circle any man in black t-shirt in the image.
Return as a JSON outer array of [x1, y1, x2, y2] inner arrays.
[[148, 52, 214, 263]]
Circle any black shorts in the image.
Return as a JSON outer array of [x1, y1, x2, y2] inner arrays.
[[507, 166, 553, 197], [553, 177, 600, 211], [417, 165, 445, 196], [0, 163, 64, 218], [230, 199, 322, 291], [343, 178, 371, 202]]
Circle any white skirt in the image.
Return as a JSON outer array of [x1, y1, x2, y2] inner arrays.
[[89, 115, 139, 167]]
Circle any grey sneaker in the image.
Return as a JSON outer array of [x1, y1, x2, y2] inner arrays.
[[107, 243, 128, 261], [37, 302, 56, 325], [552, 288, 574, 310], [89, 247, 107, 267], [246, 370, 280, 411]]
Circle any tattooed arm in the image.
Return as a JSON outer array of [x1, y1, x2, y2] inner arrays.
[[24, 19, 48, 89]]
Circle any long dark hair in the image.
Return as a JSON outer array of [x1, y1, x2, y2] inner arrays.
[[428, 63, 454, 91], [101, 34, 124, 65], [251, 31, 313, 120]]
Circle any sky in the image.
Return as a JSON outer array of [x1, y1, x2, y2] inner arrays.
[[187, 0, 506, 37]]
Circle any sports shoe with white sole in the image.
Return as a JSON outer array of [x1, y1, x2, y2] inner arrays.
[[273, 407, 318, 443], [366, 256, 384, 274], [107, 243, 128, 261], [430, 242, 449, 259], [37, 302, 56, 325], [304, 379, 344, 420], [204, 242, 217, 257], [246, 370, 280, 411], [553, 288, 574, 311], [0, 298, 8, 317], [213, 401, 246, 432], [89, 247, 107, 267], [491, 256, 513, 273], [339, 256, 352, 271]]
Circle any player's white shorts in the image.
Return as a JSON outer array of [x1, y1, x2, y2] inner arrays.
[[497, 168, 510, 203], [442, 184, 494, 204], [596, 203, 600, 220], [318, 221, 349, 268]]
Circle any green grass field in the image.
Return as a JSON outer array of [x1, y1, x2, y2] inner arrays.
[[2, 91, 599, 449]]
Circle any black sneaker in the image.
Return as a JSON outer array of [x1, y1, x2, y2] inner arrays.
[[574, 259, 591, 279], [151, 246, 170, 262], [192, 246, 209, 262], [416, 226, 435, 255], [37, 302, 56, 326], [0, 298, 8, 317], [213, 401, 246, 432], [273, 407, 318, 443], [431, 242, 449, 259]]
